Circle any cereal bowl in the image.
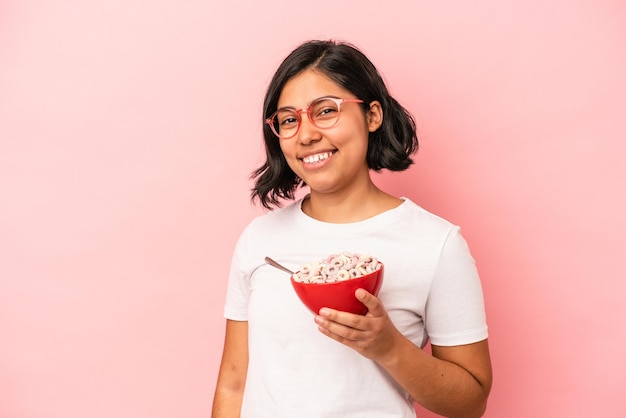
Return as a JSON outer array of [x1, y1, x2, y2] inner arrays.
[[290, 263, 384, 315]]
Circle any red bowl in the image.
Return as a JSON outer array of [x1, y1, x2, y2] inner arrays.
[[290, 264, 384, 315]]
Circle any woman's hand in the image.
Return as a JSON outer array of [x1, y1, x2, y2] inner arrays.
[[314, 288, 401, 362]]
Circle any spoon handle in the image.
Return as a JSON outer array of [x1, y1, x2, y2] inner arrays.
[[264, 257, 295, 275]]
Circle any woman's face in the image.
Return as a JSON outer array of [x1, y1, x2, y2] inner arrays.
[[276, 69, 382, 197]]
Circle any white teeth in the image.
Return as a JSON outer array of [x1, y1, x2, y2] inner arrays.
[[303, 152, 333, 164]]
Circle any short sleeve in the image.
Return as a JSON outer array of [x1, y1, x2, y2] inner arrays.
[[223, 227, 251, 321], [425, 227, 488, 346]]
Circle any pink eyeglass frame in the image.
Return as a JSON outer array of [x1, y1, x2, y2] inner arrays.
[[265, 96, 365, 139]]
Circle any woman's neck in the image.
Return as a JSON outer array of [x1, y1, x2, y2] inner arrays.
[[302, 183, 402, 223]]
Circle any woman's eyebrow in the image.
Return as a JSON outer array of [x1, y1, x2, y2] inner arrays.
[[276, 95, 340, 111]]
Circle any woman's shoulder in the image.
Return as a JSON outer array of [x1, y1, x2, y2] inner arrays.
[[399, 198, 456, 226], [245, 198, 303, 231], [234, 198, 304, 260], [394, 198, 463, 242]]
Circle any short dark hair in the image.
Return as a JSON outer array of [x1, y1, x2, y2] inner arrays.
[[251, 39, 418, 209]]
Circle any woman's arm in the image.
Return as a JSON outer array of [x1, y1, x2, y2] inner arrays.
[[315, 289, 492, 418], [381, 336, 492, 418], [211, 320, 249, 418]]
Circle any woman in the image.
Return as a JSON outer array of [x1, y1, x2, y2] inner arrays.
[[212, 39, 492, 418]]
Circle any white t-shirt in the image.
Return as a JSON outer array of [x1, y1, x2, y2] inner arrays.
[[224, 197, 488, 417]]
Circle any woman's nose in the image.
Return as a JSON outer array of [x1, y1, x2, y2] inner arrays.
[[297, 114, 320, 145]]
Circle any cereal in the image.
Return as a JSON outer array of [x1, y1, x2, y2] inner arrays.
[[292, 252, 381, 283]]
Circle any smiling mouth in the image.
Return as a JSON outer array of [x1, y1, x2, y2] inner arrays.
[[302, 151, 335, 164]]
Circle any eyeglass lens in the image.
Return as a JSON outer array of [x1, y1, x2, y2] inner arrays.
[[273, 98, 341, 138]]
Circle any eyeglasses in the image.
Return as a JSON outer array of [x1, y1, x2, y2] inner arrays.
[[266, 96, 364, 139]]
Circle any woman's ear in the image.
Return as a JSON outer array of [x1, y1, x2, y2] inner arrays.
[[367, 101, 383, 132]]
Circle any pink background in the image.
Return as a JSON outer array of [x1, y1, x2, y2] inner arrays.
[[1, 1, 625, 417]]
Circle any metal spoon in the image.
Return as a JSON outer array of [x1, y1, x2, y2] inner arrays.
[[264, 256, 295, 275]]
